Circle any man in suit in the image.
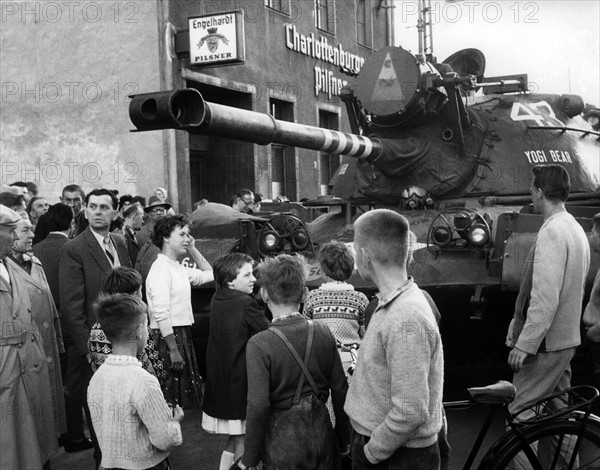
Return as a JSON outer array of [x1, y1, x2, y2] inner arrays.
[[122, 202, 144, 266], [59, 188, 131, 466], [33, 202, 89, 450], [33, 203, 73, 309]]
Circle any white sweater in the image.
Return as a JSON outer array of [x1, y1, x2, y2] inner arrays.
[[146, 253, 210, 336], [88, 355, 182, 469]]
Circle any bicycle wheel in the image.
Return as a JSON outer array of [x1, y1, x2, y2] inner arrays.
[[481, 417, 600, 470]]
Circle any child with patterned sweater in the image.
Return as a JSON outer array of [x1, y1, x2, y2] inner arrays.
[[304, 241, 368, 364], [88, 293, 183, 470]]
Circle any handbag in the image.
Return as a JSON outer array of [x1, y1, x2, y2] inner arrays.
[[263, 320, 340, 470]]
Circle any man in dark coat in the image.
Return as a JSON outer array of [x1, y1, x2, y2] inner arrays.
[[122, 202, 144, 266], [33, 203, 73, 309], [59, 189, 131, 465]]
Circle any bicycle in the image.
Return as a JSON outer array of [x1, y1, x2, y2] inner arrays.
[[444, 380, 600, 470]]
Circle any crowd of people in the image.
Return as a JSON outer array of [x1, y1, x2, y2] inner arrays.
[[1, 163, 599, 470]]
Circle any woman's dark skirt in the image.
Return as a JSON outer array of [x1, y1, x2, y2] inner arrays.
[[151, 326, 203, 410]]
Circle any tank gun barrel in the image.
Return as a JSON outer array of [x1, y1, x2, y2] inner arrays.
[[129, 89, 383, 161]]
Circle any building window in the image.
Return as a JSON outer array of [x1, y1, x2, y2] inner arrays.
[[270, 99, 297, 200], [318, 110, 340, 195], [264, 0, 290, 15], [357, 0, 373, 48], [315, 0, 335, 34]]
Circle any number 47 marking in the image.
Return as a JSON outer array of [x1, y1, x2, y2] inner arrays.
[[510, 101, 563, 127]]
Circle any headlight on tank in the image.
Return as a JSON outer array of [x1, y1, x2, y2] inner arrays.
[[259, 231, 280, 253], [432, 226, 453, 246], [467, 224, 489, 246], [291, 229, 310, 251]]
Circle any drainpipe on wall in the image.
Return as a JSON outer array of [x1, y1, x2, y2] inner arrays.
[[157, 0, 179, 210]]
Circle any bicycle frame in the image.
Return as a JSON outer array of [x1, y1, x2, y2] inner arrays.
[[443, 398, 504, 470], [479, 410, 600, 470], [444, 383, 600, 470]]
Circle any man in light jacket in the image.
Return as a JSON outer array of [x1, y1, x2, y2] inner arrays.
[[506, 164, 590, 417]]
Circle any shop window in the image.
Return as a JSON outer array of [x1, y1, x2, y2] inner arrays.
[[315, 0, 335, 34], [357, 0, 373, 48]]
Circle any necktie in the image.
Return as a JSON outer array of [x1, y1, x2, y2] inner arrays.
[[103, 237, 117, 267]]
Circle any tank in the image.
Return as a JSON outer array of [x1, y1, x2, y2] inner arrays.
[[129, 45, 600, 376]]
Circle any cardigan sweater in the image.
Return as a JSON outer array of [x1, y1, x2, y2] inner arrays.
[[88, 355, 182, 469], [146, 254, 210, 337], [202, 288, 270, 420], [344, 279, 444, 464], [507, 210, 590, 354], [243, 315, 349, 467]]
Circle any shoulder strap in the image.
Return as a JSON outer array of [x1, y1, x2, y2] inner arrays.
[[270, 320, 320, 403]]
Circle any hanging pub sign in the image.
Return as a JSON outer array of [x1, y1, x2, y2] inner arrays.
[[189, 11, 245, 66]]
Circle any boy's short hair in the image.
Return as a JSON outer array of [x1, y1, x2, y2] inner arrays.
[[532, 164, 570, 203], [151, 214, 189, 249], [319, 240, 354, 281], [354, 209, 409, 267], [258, 254, 307, 305], [213, 253, 254, 289], [95, 293, 147, 344], [102, 267, 142, 295]]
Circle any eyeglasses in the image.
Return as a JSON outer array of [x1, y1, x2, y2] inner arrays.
[[151, 207, 166, 214]]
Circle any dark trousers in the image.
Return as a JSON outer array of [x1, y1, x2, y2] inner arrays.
[[351, 428, 440, 470], [62, 344, 85, 441], [65, 342, 101, 467]]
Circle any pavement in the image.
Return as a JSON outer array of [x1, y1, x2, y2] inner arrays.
[[50, 358, 594, 470], [50, 405, 505, 470], [51, 377, 507, 470], [51, 408, 228, 469]]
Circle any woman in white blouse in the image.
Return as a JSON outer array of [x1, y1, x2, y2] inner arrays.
[[146, 214, 214, 409]]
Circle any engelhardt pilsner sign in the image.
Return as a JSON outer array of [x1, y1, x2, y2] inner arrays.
[[189, 11, 245, 66]]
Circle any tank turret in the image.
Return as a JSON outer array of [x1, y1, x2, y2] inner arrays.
[[130, 46, 600, 209]]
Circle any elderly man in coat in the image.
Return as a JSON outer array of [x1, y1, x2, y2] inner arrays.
[[6, 216, 67, 443], [0, 204, 58, 470]]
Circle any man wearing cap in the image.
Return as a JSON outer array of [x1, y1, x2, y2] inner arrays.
[[136, 194, 171, 247], [59, 189, 131, 467], [1, 204, 59, 469], [0, 186, 27, 218]]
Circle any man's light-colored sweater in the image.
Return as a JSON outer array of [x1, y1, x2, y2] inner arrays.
[[344, 279, 444, 464], [88, 355, 182, 470], [507, 210, 590, 354]]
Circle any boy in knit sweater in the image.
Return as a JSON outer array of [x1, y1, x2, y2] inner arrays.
[[88, 293, 183, 470], [345, 209, 444, 469]]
